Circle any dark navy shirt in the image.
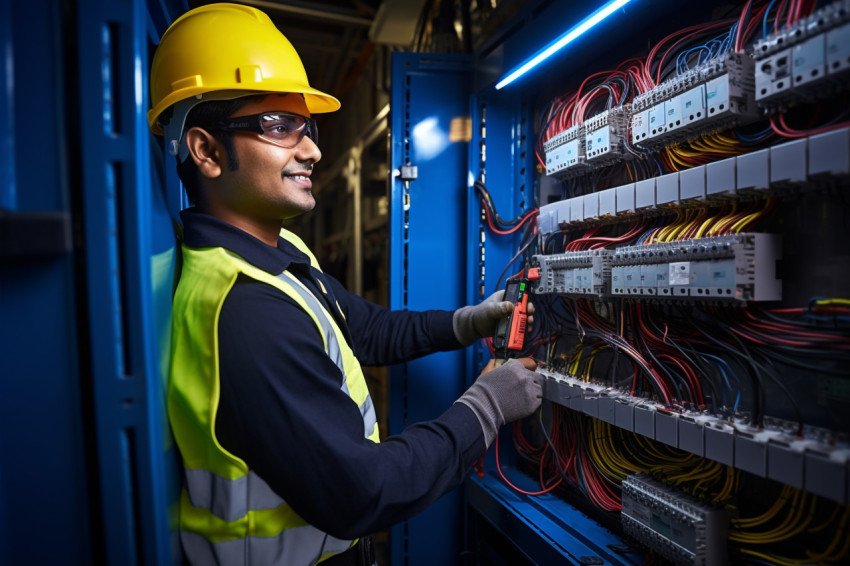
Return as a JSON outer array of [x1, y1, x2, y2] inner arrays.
[[180, 209, 486, 540]]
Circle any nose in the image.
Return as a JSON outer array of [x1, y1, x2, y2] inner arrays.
[[295, 134, 321, 163]]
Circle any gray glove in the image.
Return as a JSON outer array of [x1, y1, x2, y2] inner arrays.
[[455, 358, 543, 448], [452, 290, 513, 346]]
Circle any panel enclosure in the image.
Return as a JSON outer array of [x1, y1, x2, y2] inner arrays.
[[453, 0, 850, 563], [389, 52, 472, 566]]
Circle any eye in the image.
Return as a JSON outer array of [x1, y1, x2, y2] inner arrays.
[[261, 114, 297, 137]]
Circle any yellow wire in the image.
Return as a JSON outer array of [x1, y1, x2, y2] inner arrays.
[[669, 209, 701, 241], [732, 489, 816, 544], [807, 506, 850, 562], [656, 210, 684, 243], [708, 203, 742, 236], [732, 485, 792, 528], [729, 198, 772, 233], [678, 208, 707, 240], [694, 209, 721, 239], [806, 505, 850, 562], [662, 148, 683, 171], [814, 298, 850, 307]]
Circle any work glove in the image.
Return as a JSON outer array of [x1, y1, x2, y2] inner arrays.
[[455, 358, 543, 448], [452, 290, 535, 346]]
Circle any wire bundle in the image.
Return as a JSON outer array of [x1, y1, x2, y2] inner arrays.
[[535, 0, 848, 180], [499, 405, 849, 564], [526, 295, 850, 432]]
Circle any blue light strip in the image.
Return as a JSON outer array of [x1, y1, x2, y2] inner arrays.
[[495, 0, 634, 90]]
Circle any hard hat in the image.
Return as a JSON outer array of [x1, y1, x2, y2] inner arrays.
[[148, 3, 340, 156]]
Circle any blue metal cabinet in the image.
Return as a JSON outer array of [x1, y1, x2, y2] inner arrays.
[[1, 0, 184, 563], [388, 52, 472, 566]]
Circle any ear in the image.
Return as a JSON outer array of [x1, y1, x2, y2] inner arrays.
[[185, 126, 224, 179]]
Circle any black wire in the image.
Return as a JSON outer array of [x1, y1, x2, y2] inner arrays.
[[682, 306, 765, 425], [475, 181, 536, 228]]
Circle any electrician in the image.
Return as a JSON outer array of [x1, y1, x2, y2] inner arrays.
[[148, 4, 543, 565]]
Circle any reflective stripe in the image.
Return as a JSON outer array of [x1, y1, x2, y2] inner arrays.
[[185, 469, 285, 523], [361, 395, 377, 439], [182, 527, 353, 566], [277, 272, 377, 438], [279, 272, 343, 371]]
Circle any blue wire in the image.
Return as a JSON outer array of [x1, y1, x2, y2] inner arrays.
[[676, 31, 734, 75], [763, 0, 778, 40], [701, 353, 741, 414], [734, 126, 772, 142]]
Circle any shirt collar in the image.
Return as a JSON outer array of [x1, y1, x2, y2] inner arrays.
[[180, 208, 312, 275]]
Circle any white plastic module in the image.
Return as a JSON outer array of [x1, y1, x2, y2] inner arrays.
[[621, 474, 728, 566], [544, 125, 586, 177], [681, 84, 706, 127], [826, 22, 850, 75], [532, 250, 613, 297], [585, 108, 630, 165], [754, 0, 850, 109], [631, 52, 757, 150], [611, 233, 782, 301], [631, 108, 650, 145], [755, 48, 793, 102]]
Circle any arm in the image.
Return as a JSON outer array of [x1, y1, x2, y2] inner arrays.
[[215, 277, 485, 539], [323, 273, 464, 366]]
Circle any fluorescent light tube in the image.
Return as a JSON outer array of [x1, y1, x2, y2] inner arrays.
[[495, 0, 634, 90]]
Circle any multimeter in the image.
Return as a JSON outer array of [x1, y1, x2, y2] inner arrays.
[[492, 278, 530, 360]]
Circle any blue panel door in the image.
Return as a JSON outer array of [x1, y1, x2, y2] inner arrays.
[[1, 0, 185, 564], [388, 53, 472, 566]]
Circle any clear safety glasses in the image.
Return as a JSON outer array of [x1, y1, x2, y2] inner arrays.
[[213, 111, 318, 148]]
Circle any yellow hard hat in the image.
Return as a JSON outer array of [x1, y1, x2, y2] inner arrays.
[[147, 2, 340, 137]]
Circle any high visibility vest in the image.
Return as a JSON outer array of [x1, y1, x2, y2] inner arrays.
[[168, 228, 380, 565]]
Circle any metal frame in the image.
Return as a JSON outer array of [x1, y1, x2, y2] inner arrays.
[[388, 52, 472, 566], [75, 0, 183, 563]]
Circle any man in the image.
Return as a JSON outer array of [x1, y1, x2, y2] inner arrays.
[[148, 4, 543, 565]]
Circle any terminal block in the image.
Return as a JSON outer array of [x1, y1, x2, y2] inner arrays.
[[621, 473, 728, 566], [754, 0, 850, 110], [631, 51, 758, 150], [544, 125, 586, 177], [531, 250, 613, 297], [584, 108, 631, 165], [611, 233, 782, 301]]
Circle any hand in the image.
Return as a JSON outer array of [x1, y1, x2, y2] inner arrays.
[[455, 357, 543, 448], [452, 290, 536, 346]]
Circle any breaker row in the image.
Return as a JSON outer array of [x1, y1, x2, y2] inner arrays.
[[544, 0, 850, 178], [532, 233, 781, 302], [538, 125, 850, 232], [537, 369, 850, 505]]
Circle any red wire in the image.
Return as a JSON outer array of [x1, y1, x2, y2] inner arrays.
[[481, 200, 538, 235], [495, 434, 561, 496], [742, 310, 850, 342], [735, 1, 751, 51], [771, 113, 850, 139], [774, 0, 788, 33]]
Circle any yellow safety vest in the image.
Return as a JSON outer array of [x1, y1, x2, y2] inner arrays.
[[168, 228, 380, 565]]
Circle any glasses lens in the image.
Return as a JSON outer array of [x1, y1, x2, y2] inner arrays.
[[259, 113, 315, 148]]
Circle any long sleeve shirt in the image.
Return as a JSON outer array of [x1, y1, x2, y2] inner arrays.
[[180, 209, 486, 540]]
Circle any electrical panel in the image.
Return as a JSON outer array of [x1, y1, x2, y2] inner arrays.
[[463, 0, 850, 564]]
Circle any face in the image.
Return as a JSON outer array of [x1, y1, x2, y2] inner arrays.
[[212, 93, 322, 223]]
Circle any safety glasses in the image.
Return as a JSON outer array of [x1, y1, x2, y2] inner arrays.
[[213, 111, 318, 148]]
